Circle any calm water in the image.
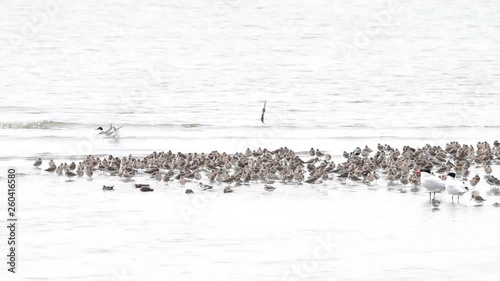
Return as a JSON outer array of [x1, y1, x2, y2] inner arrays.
[[1, 0, 500, 280]]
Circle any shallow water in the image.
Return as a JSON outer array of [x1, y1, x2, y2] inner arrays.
[[1, 0, 500, 280]]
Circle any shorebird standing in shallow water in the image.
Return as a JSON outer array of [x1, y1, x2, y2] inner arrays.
[[56, 164, 64, 176], [44, 166, 56, 173], [416, 169, 445, 202], [431, 198, 441, 208], [65, 169, 77, 181], [86, 168, 93, 179], [445, 172, 469, 203], [264, 184, 276, 192], [469, 175, 480, 187], [179, 177, 187, 187], [471, 191, 486, 204], [33, 158, 42, 168], [260, 101, 266, 123], [198, 182, 213, 190], [102, 185, 114, 191], [484, 164, 493, 176], [140, 186, 154, 192]]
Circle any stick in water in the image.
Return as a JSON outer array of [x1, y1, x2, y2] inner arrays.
[[261, 101, 266, 123]]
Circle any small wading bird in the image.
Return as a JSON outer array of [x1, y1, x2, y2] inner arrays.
[[140, 186, 154, 192], [33, 158, 42, 168], [65, 169, 77, 181], [471, 192, 486, 204], [102, 185, 114, 191], [445, 172, 469, 203], [260, 101, 266, 123], [431, 198, 441, 208], [416, 169, 445, 202], [198, 182, 213, 190], [264, 184, 276, 192]]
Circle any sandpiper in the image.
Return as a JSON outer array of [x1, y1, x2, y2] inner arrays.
[[264, 184, 276, 192], [471, 192, 486, 204], [140, 186, 154, 192], [198, 182, 213, 190], [65, 170, 77, 181], [33, 158, 42, 168], [86, 168, 93, 178], [56, 164, 64, 176], [260, 101, 266, 123], [431, 198, 441, 208], [469, 175, 480, 187], [185, 189, 194, 194], [102, 185, 114, 191], [45, 165, 56, 173], [484, 164, 493, 176]]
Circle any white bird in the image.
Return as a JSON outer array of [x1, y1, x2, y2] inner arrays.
[[445, 172, 469, 203], [417, 169, 445, 202], [96, 124, 114, 136], [96, 124, 124, 138]]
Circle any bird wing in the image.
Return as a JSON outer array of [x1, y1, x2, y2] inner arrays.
[[422, 174, 445, 191]]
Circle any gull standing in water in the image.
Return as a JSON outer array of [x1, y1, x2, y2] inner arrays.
[[445, 172, 469, 203], [416, 169, 445, 202]]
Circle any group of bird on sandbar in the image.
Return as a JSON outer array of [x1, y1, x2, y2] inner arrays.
[[33, 140, 500, 207]]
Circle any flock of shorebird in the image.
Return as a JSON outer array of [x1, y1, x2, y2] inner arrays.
[[33, 140, 500, 207]]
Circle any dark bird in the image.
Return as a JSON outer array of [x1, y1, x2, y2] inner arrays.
[[264, 185, 276, 192], [431, 198, 441, 207], [134, 183, 150, 188], [223, 187, 234, 193], [45, 166, 56, 173], [102, 185, 114, 191], [185, 189, 194, 194], [140, 186, 154, 192], [260, 101, 266, 123], [65, 170, 77, 181], [33, 158, 42, 168]]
